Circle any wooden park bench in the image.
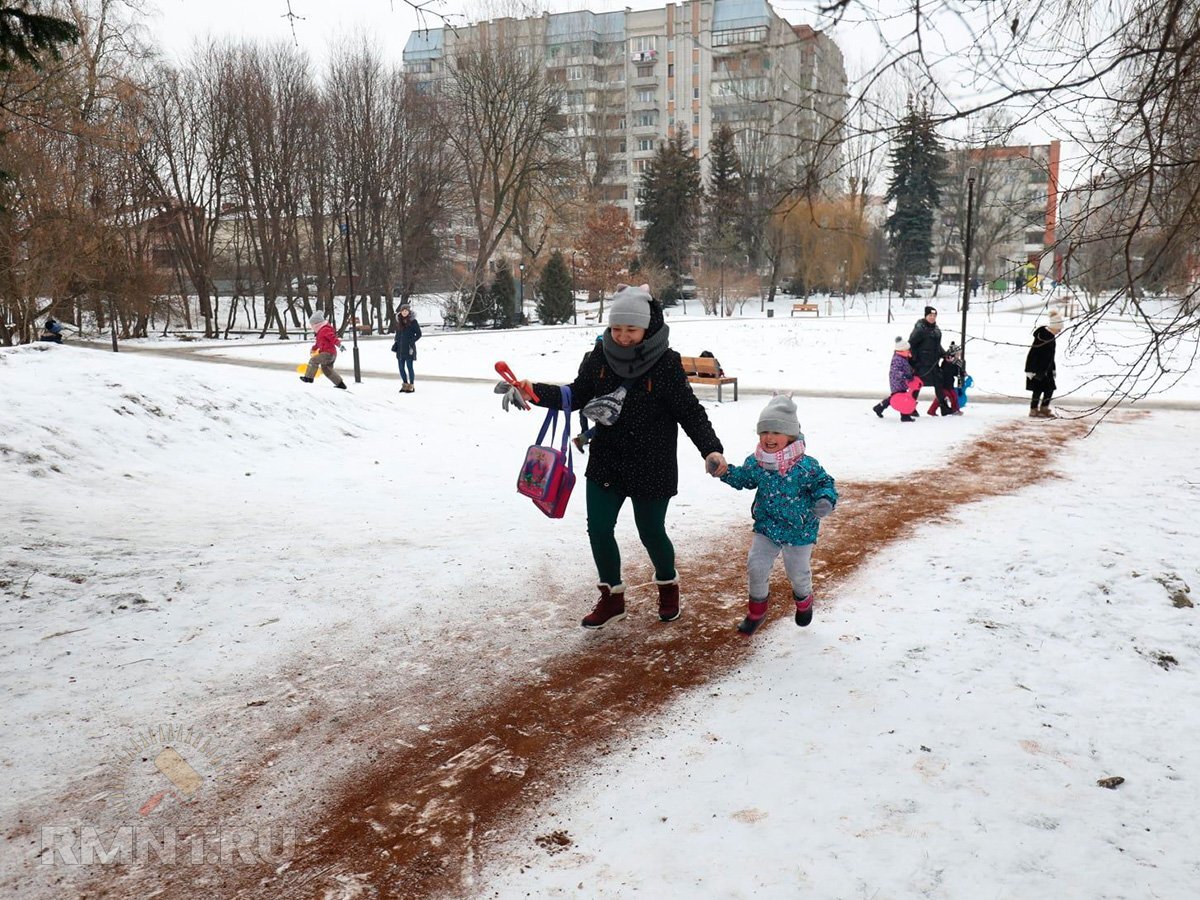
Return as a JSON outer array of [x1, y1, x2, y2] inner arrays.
[[790, 303, 820, 317], [679, 355, 738, 402]]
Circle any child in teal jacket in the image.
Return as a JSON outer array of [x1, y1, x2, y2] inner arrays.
[[720, 394, 837, 634]]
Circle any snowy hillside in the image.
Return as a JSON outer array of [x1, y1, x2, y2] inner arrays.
[[2, 308, 1199, 898]]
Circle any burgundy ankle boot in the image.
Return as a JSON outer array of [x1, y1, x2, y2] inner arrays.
[[582, 583, 626, 629], [656, 577, 681, 622]]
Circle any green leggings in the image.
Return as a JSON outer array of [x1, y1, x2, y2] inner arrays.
[[586, 479, 676, 586]]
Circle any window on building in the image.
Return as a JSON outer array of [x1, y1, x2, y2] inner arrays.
[[712, 26, 768, 47], [668, 63, 674, 76], [638, 138, 655, 151], [637, 88, 655, 102], [568, 66, 584, 81], [632, 36, 657, 52], [636, 112, 657, 127], [636, 64, 654, 78], [693, 87, 700, 99]]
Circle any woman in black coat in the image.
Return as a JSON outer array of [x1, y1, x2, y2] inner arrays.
[[908, 306, 952, 416], [512, 285, 728, 629], [391, 303, 421, 392], [1025, 309, 1064, 417]]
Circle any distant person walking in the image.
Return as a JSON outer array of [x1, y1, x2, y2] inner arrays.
[[301, 311, 348, 389], [929, 343, 963, 416], [391, 303, 422, 393], [1025, 309, 1064, 417], [872, 336, 918, 422], [908, 306, 953, 416]]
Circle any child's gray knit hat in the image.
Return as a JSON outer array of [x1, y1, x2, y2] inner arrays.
[[757, 393, 801, 437], [607, 284, 652, 328], [309, 310, 326, 326]]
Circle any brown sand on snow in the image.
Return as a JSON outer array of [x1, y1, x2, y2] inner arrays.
[[82, 415, 1095, 899]]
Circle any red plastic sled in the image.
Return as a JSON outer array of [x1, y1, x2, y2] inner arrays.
[[889, 392, 917, 414]]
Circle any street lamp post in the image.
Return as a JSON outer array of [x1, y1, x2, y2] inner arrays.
[[960, 167, 977, 379], [341, 212, 361, 383], [570, 251, 578, 325], [518, 262, 525, 325]]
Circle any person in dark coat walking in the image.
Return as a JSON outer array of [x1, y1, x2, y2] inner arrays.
[[908, 306, 953, 416], [1025, 309, 1064, 417], [391, 303, 422, 392], [930, 342, 963, 416], [508, 284, 728, 629]]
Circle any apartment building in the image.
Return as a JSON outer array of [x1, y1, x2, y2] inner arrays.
[[969, 141, 1061, 285], [401, 0, 846, 227]]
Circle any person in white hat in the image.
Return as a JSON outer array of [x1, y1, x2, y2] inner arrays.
[[1024, 309, 1064, 417], [504, 284, 728, 629], [719, 393, 838, 634], [301, 310, 347, 389]]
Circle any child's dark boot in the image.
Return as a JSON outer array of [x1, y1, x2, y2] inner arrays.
[[582, 583, 626, 629], [872, 402, 886, 418], [794, 593, 814, 627], [901, 413, 915, 422], [656, 577, 681, 622], [737, 598, 769, 634]]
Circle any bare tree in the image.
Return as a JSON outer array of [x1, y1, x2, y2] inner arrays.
[[226, 42, 314, 338], [438, 40, 568, 321], [140, 43, 237, 337]]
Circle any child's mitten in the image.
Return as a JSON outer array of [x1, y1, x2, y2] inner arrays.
[[813, 498, 834, 519]]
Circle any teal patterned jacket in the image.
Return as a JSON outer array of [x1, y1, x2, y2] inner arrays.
[[720, 454, 838, 546]]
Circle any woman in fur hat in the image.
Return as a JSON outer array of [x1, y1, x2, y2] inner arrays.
[[1025, 309, 1064, 417], [507, 284, 728, 629]]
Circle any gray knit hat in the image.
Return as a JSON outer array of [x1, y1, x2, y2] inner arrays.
[[309, 310, 326, 326], [607, 284, 652, 328], [757, 393, 801, 438]]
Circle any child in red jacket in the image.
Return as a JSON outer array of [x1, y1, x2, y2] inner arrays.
[[301, 311, 347, 389]]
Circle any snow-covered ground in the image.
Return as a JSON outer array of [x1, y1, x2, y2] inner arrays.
[[160, 289, 1200, 408], [3, 296, 1199, 897]]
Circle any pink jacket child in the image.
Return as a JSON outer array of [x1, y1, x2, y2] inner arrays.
[[301, 311, 348, 389]]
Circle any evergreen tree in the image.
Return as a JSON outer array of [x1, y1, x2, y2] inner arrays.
[[0, 5, 79, 73], [884, 102, 948, 293], [536, 250, 574, 325], [703, 125, 750, 313], [704, 124, 748, 252], [640, 126, 702, 297], [465, 284, 494, 328], [491, 259, 517, 327]]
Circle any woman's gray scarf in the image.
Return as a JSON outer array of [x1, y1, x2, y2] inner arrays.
[[601, 323, 670, 380]]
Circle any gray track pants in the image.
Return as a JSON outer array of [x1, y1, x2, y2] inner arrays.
[[747, 532, 814, 602]]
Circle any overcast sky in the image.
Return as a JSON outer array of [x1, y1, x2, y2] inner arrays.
[[145, 0, 1064, 165], [148, 0, 835, 67]]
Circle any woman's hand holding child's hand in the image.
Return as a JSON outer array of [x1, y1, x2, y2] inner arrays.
[[705, 452, 728, 477]]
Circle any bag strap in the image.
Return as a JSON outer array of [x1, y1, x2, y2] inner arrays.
[[535, 386, 573, 454]]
